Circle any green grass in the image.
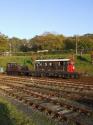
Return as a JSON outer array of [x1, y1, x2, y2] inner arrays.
[[0, 97, 34, 125], [76, 54, 93, 75], [0, 97, 58, 125], [0, 56, 33, 70]]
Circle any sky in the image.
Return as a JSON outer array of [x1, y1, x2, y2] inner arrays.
[[0, 0, 93, 39]]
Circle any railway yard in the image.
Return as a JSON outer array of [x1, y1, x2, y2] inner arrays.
[[0, 75, 93, 125]]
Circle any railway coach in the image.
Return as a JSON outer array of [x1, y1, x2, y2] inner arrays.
[[31, 59, 79, 78]]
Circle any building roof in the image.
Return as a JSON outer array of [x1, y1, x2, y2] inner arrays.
[[35, 59, 70, 62]]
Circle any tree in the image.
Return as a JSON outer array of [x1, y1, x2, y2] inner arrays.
[[29, 33, 65, 51], [78, 36, 93, 51], [0, 33, 9, 52], [64, 37, 76, 50], [9, 37, 23, 52]]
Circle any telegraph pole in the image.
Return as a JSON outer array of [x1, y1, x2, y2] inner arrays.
[[9, 42, 12, 56], [75, 35, 78, 55]]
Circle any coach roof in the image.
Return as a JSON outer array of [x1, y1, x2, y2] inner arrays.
[[35, 59, 70, 62]]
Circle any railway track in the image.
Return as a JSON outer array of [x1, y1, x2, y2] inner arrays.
[[1, 75, 93, 101], [0, 80, 93, 113], [0, 75, 93, 125]]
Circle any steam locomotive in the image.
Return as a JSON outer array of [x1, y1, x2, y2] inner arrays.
[[6, 59, 79, 78]]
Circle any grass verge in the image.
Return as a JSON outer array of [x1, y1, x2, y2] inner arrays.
[[0, 97, 35, 125], [0, 96, 58, 125]]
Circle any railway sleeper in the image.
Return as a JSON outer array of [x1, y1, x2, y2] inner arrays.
[[1, 87, 93, 125], [1, 85, 93, 115], [8, 86, 93, 115], [0, 78, 92, 119]]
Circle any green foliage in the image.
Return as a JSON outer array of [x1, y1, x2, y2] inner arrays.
[[64, 37, 76, 50], [75, 54, 93, 75], [29, 33, 93, 52], [77, 55, 91, 63], [78, 36, 93, 50], [0, 97, 34, 125], [0, 32, 93, 53], [0, 34, 9, 52], [29, 33, 65, 51], [0, 97, 58, 125], [9, 37, 23, 52]]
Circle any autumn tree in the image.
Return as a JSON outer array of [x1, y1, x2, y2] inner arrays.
[[0, 33, 9, 52]]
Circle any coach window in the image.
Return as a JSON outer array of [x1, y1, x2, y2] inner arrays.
[[63, 61, 66, 65], [45, 62, 47, 66], [11, 64, 14, 68], [60, 61, 63, 66], [39, 62, 42, 66], [49, 62, 52, 66], [58, 62, 60, 66]]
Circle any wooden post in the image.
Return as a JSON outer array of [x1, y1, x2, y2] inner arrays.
[[91, 54, 93, 64]]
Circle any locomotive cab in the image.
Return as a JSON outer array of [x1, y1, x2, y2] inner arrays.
[[6, 62, 29, 76], [6, 62, 21, 75]]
